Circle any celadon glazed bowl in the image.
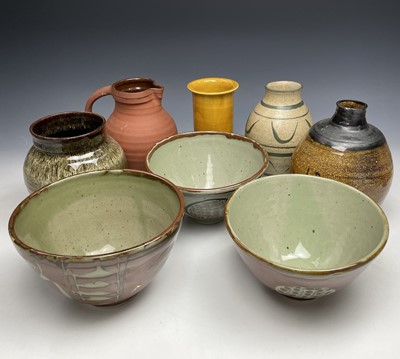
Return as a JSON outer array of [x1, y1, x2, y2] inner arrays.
[[146, 131, 269, 224], [225, 174, 389, 300], [9, 170, 185, 307]]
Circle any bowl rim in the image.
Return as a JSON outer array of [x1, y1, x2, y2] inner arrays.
[[8, 169, 185, 261], [145, 131, 269, 194], [224, 174, 390, 276]]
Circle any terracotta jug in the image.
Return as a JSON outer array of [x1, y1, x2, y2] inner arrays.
[[85, 77, 178, 170]]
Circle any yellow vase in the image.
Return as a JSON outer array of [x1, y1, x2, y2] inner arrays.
[[187, 77, 239, 132]]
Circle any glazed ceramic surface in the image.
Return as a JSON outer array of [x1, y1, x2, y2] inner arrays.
[[85, 77, 177, 170], [23, 112, 127, 193], [245, 81, 313, 175], [9, 170, 185, 307], [146, 131, 269, 224], [187, 77, 239, 132], [291, 100, 393, 204], [225, 174, 389, 300]]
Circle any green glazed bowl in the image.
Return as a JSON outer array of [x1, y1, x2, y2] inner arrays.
[[225, 174, 389, 300], [146, 131, 269, 224], [9, 170, 185, 307]]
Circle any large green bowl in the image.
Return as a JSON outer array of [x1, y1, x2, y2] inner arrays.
[[9, 170, 185, 307], [225, 174, 389, 300]]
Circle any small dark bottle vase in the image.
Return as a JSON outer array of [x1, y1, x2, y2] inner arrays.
[[291, 100, 393, 204], [23, 112, 127, 193]]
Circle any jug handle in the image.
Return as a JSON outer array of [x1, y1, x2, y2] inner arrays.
[[85, 85, 112, 112]]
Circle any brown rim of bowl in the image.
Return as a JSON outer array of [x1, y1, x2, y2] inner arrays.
[[224, 174, 390, 276], [29, 111, 106, 142], [145, 131, 269, 194], [8, 169, 185, 261]]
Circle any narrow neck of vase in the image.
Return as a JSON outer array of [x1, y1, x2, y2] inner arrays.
[[30, 112, 106, 154], [263, 81, 303, 108], [331, 100, 368, 128]]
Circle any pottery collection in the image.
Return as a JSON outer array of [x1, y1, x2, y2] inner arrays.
[[9, 75, 394, 306]]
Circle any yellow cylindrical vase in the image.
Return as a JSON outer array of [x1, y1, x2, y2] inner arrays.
[[187, 77, 239, 132]]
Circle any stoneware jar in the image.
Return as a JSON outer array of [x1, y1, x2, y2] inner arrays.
[[23, 111, 127, 193], [291, 100, 393, 204], [85, 77, 178, 170], [245, 80, 313, 175]]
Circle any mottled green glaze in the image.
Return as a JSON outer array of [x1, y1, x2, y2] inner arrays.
[[23, 112, 127, 193]]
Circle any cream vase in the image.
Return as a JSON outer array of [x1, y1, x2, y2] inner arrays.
[[245, 81, 313, 175]]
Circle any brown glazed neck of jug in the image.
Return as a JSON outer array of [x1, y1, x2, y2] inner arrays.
[[111, 77, 164, 105], [309, 100, 387, 151]]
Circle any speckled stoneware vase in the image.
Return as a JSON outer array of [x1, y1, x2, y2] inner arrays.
[[291, 100, 393, 204], [245, 81, 313, 175], [23, 112, 127, 192], [85, 77, 178, 170]]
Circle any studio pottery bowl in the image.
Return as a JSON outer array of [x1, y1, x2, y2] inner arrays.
[[225, 174, 389, 300], [146, 131, 269, 224], [9, 170, 185, 307]]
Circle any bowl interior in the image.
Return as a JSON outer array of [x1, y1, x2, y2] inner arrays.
[[12, 171, 183, 256], [147, 133, 266, 190], [226, 175, 388, 271]]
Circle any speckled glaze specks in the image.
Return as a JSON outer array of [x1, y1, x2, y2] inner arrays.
[[146, 131, 269, 224], [85, 77, 177, 170], [291, 100, 393, 204], [245, 81, 313, 175], [23, 112, 127, 193], [225, 175, 389, 300], [9, 170, 185, 306]]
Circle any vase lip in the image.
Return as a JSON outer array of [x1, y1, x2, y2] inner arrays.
[[30, 111, 105, 143], [309, 99, 387, 151], [336, 99, 368, 111], [187, 77, 239, 95], [265, 81, 303, 93]]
